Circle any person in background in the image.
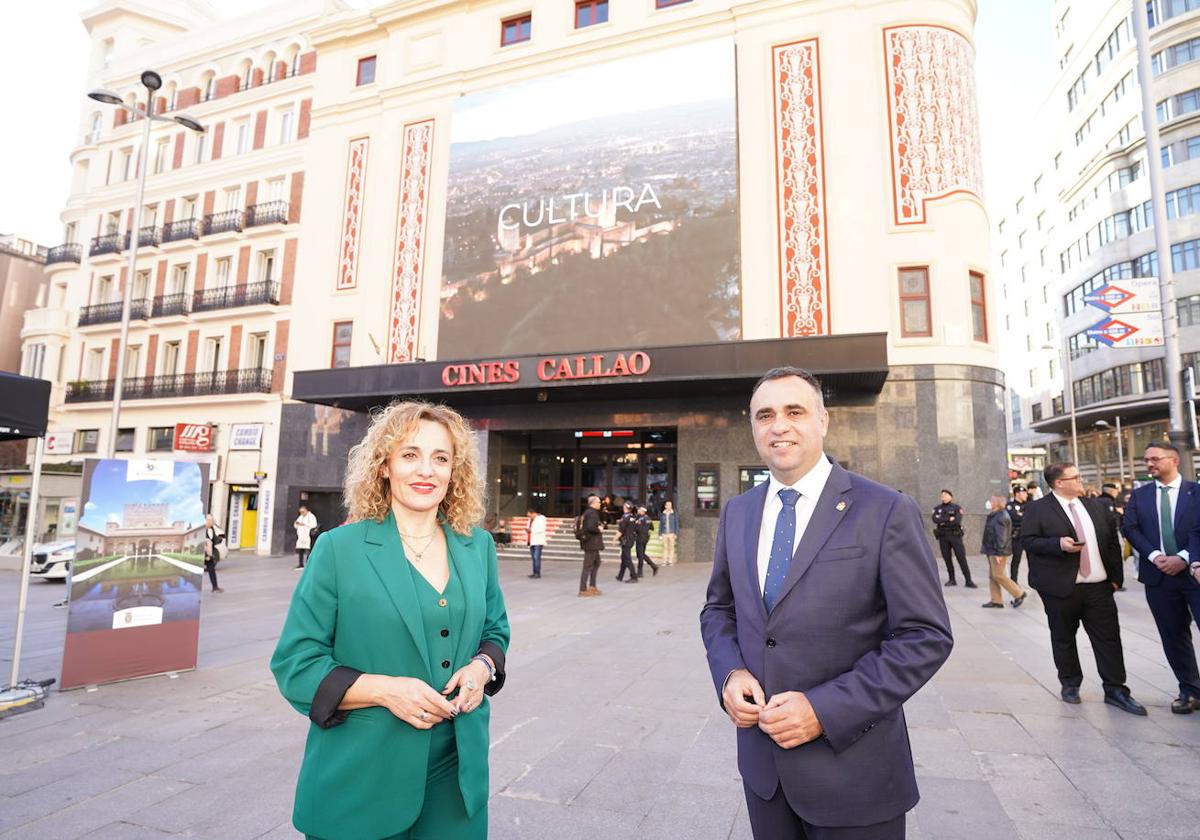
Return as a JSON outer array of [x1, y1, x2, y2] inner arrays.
[[932, 490, 976, 588], [294, 505, 318, 570], [615, 502, 640, 583], [1006, 486, 1028, 586], [526, 507, 546, 579], [1027, 482, 1043, 501], [203, 513, 225, 593], [981, 495, 1026, 610], [634, 504, 658, 578], [577, 494, 604, 597], [659, 500, 679, 566]]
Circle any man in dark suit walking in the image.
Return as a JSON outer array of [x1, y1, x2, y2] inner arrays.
[[1122, 441, 1200, 713], [577, 494, 605, 597], [1021, 461, 1146, 715], [700, 367, 953, 839]]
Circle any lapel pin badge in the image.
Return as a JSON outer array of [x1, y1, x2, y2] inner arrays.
[[836, 501, 847, 512]]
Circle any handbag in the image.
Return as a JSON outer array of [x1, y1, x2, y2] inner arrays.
[[309, 526, 320, 541], [216, 541, 229, 562]]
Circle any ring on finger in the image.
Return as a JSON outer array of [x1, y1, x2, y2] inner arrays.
[[418, 710, 428, 721]]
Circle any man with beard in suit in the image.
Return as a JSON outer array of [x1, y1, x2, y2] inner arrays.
[[1021, 461, 1146, 715]]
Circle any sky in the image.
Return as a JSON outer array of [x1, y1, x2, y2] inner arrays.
[[0, 0, 1051, 246], [81, 459, 204, 530]]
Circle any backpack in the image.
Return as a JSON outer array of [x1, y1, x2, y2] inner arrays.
[[574, 513, 587, 542]]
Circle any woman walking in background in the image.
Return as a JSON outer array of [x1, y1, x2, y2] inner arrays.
[[202, 514, 225, 593]]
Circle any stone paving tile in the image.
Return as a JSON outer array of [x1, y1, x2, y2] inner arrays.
[[2, 556, 1199, 839]]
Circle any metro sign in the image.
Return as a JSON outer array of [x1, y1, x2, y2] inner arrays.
[[173, 423, 214, 452], [1083, 284, 1136, 312], [1086, 318, 1139, 347]]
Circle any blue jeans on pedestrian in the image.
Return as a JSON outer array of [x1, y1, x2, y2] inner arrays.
[[529, 545, 542, 576]]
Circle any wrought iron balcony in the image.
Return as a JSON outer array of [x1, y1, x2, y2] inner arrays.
[[89, 232, 129, 256], [78, 299, 150, 326], [137, 225, 162, 248], [246, 201, 289, 227], [46, 243, 82, 265], [151, 292, 191, 318], [192, 280, 279, 313], [162, 218, 201, 243], [65, 368, 274, 403], [203, 210, 243, 236]]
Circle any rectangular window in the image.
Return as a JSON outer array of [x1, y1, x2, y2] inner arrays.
[[170, 264, 189, 295], [86, 347, 104, 380], [575, 0, 608, 27], [331, 321, 353, 368], [97, 275, 114, 304], [279, 109, 294, 144], [148, 426, 174, 452], [969, 271, 988, 342], [124, 345, 142, 378], [77, 429, 100, 454], [694, 464, 720, 517], [181, 195, 197, 220], [22, 343, 46, 379], [258, 250, 276, 285], [203, 337, 223, 372], [356, 56, 377, 86], [154, 140, 169, 174], [267, 177, 286, 201], [193, 133, 206, 165], [115, 428, 135, 453], [501, 14, 532, 46], [132, 270, 149, 301], [248, 333, 268, 369], [898, 267, 932, 338], [215, 256, 232, 288], [121, 148, 133, 181], [161, 341, 180, 375], [224, 187, 242, 211], [235, 121, 250, 155]]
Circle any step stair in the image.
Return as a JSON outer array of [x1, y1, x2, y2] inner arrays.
[[492, 516, 665, 563]]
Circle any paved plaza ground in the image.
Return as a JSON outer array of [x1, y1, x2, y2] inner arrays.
[[2, 550, 1199, 840]]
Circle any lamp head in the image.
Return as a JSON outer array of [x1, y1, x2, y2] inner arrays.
[[173, 114, 206, 133], [87, 89, 124, 106], [140, 70, 163, 91]]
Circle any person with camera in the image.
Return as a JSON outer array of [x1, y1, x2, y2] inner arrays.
[[294, 504, 318, 570]]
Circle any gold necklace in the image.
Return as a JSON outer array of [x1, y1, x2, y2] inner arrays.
[[400, 532, 437, 563]]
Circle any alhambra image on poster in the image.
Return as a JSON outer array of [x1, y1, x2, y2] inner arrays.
[[60, 458, 209, 690], [438, 38, 739, 358]]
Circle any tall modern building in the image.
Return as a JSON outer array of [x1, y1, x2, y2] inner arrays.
[[23, 0, 1002, 560], [1000, 0, 1200, 487]]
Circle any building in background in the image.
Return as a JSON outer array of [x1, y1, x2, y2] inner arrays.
[[2, 235, 49, 376], [279, 0, 1002, 561], [17, 0, 336, 554], [1000, 0, 1200, 488]]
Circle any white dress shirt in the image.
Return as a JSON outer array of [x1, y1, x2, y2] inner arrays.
[[1052, 492, 1107, 584], [528, 513, 547, 546], [757, 455, 834, 593], [1148, 475, 1189, 561]]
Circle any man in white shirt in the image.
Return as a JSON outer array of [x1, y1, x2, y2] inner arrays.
[[526, 507, 546, 579], [1020, 462, 1146, 715]]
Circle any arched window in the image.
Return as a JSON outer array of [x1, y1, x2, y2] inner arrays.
[[202, 72, 216, 102], [263, 50, 278, 83], [239, 59, 253, 91]]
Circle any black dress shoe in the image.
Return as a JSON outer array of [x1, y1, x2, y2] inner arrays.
[[944, 580, 957, 587], [1171, 695, 1200, 714], [964, 581, 979, 589], [1061, 686, 1081, 704], [981, 601, 1004, 609], [1104, 690, 1148, 716], [1011, 593, 1027, 608]]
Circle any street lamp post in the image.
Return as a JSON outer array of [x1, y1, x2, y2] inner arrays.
[[88, 71, 205, 458], [1094, 418, 1127, 488]]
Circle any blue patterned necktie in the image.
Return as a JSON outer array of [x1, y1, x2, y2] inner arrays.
[[763, 488, 800, 612]]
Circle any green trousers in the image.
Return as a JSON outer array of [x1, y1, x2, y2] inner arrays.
[[307, 722, 487, 840]]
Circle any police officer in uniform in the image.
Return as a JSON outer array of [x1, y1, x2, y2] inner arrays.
[[932, 489, 976, 587], [615, 502, 640, 583], [1006, 486, 1028, 585], [634, 504, 658, 578]]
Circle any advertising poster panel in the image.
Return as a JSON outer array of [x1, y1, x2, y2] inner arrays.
[[439, 38, 739, 358], [60, 458, 209, 689]]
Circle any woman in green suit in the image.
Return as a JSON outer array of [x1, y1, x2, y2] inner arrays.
[[271, 401, 510, 839]]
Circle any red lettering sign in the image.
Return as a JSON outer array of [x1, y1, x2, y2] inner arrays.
[[173, 423, 214, 452], [441, 352, 650, 387]]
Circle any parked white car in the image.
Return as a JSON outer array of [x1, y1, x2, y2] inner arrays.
[[29, 540, 74, 581]]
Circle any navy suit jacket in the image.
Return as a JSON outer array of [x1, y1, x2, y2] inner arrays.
[[699, 461, 953, 827], [1122, 479, 1200, 587]]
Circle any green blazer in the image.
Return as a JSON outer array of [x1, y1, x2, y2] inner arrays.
[[270, 513, 510, 840]]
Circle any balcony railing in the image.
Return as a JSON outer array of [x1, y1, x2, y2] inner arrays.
[[78, 299, 150, 326], [89, 232, 129, 256], [46, 243, 82, 265], [151, 292, 191, 318], [138, 225, 162, 248], [203, 210, 243, 236], [192, 280, 279, 313], [65, 368, 274, 403], [162, 218, 201, 243], [246, 201, 289, 227]]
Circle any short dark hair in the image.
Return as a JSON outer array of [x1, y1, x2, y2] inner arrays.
[[1101, 483, 1118, 491], [1044, 461, 1076, 485], [940, 489, 953, 497], [1026, 482, 1038, 490], [751, 366, 826, 411], [526, 507, 540, 515], [1146, 440, 1180, 455]]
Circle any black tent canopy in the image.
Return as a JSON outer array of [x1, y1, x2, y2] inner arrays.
[[0, 371, 50, 441]]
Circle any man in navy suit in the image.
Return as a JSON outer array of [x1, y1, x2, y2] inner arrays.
[[700, 367, 953, 839], [1123, 441, 1200, 714]]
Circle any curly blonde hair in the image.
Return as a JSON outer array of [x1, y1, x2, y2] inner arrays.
[[343, 401, 484, 534]]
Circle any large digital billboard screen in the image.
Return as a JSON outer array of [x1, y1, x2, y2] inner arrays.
[[438, 39, 740, 358]]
